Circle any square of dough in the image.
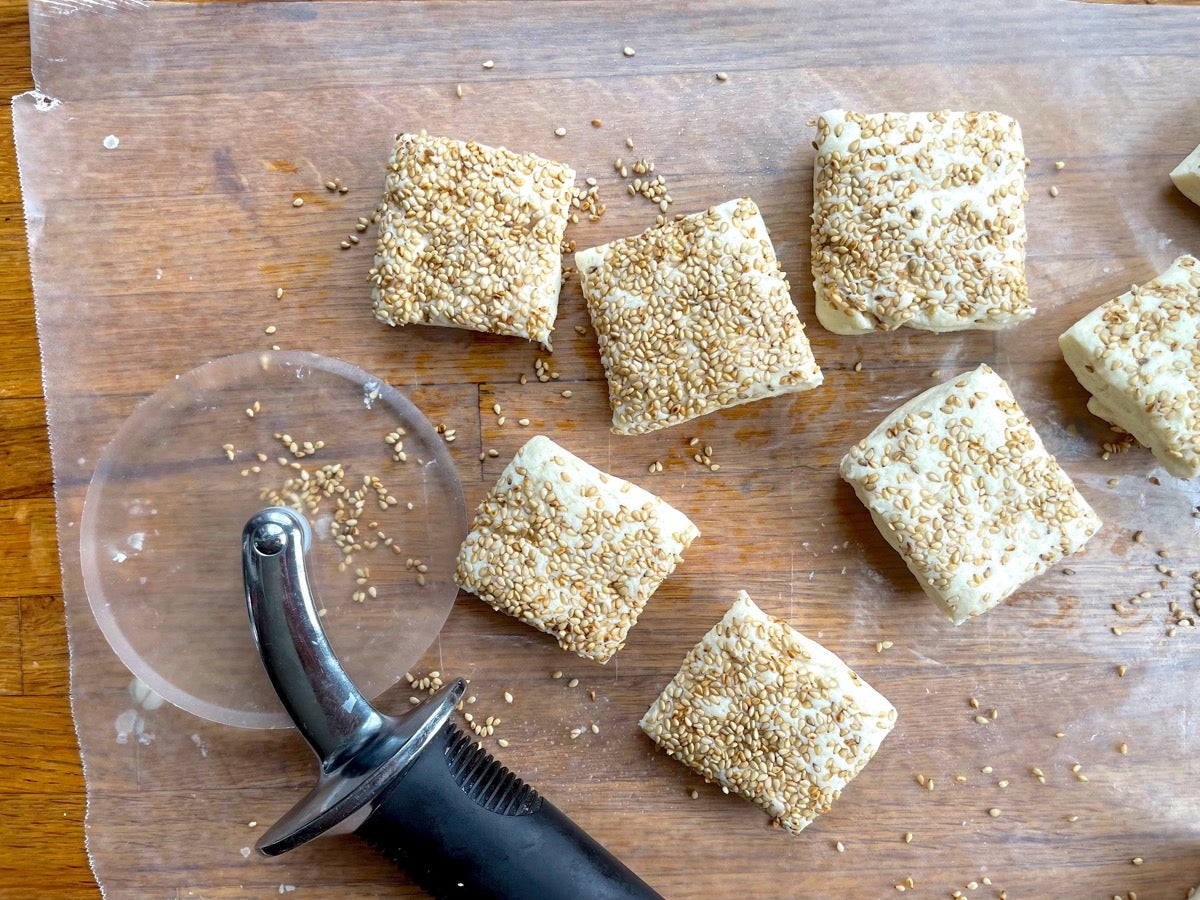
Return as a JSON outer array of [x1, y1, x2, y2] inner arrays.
[[575, 197, 823, 435], [1059, 255, 1200, 479], [811, 110, 1031, 334], [370, 131, 576, 346], [1171, 143, 1200, 207], [640, 591, 896, 834], [840, 364, 1101, 625], [455, 435, 699, 662]]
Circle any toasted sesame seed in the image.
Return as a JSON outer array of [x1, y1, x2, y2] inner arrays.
[[276, 287, 284, 299], [455, 83, 463, 98], [903, 832, 913, 843], [1118, 742, 1128, 755], [1116, 664, 1127, 677]]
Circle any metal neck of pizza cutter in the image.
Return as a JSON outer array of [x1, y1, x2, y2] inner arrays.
[[242, 507, 462, 854]]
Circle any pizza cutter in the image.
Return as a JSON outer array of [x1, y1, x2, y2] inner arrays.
[[80, 350, 660, 898], [244, 505, 659, 897]]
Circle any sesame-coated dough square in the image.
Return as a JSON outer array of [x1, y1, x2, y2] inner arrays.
[[1060, 255, 1200, 479], [575, 198, 823, 435], [1171, 143, 1200, 207], [370, 131, 575, 346], [841, 365, 1101, 625], [455, 435, 699, 662], [640, 591, 897, 834], [811, 110, 1031, 334]]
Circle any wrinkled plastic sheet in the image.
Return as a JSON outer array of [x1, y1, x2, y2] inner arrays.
[[14, 0, 1200, 896]]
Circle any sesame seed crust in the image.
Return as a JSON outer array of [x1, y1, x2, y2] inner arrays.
[[369, 131, 576, 347], [575, 197, 823, 435], [640, 591, 897, 834], [1059, 254, 1200, 479], [811, 110, 1031, 334], [840, 365, 1101, 625], [455, 435, 699, 662]]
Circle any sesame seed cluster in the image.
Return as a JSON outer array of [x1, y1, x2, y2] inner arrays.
[[575, 197, 823, 435], [840, 364, 1102, 625], [811, 110, 1031, 334], [1060, 254, 1200, 479], [370, 130, 576, 346], [455, 435, 699, 662], [639, 591, 897, 834]]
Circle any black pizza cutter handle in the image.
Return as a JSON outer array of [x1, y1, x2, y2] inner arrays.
[[242, 507, 661, 900]]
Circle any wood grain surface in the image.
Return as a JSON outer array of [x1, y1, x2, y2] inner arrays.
[[3, 1, 1200, 898]]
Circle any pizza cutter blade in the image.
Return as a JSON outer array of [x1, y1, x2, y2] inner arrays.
[[79, 350, 465, 728]]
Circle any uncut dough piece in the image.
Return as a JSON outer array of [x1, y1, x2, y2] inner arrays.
[[1171, 143, 1200, 207], [455, 435, 699, 662], [575, 197, 823, 435], [1059, 255, 1200, 479], [370, 131, 575, 346], [811, 109, 1031, 334], [841, 365, 1101, 625], [640, 591, 896, 835]]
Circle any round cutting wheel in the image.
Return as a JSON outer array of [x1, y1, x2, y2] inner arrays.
[[80, 350, 466, 728]]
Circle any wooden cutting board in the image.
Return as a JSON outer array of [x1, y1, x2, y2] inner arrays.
[[11, 0, 1200, 896]]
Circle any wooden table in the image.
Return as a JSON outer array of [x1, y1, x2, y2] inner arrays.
[[2, 1, 1199, 897], [0, 0, 97, 896]]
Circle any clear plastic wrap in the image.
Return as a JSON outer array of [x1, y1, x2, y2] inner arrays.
[[14, 0, 1200, 895]]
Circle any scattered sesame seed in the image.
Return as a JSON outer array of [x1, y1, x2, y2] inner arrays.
[[482, 59, 494, 69], [835, 841, 845, 853], [622, 46, 635, 57], [504, 691, 513, 704], [1054, 160, 1066, 170], [455, 83, 463, 98], [988, 807, 1001, 818], [1117, 664, 1127, 677], [292, 197, 303, 207], [568, 678, 579, 688], [1132, 857, 1144, 866], [1049, 185, 1059, 198], [903, 832, 913, 843], [690, 789, 699, 799], [1118, 742, 1128, 755], [275, 287, 284, 299], [264, 324, 277, 335], [715, 72, 728, 82], [498, 738, 509, 748], [554, 127, 567, 138]]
